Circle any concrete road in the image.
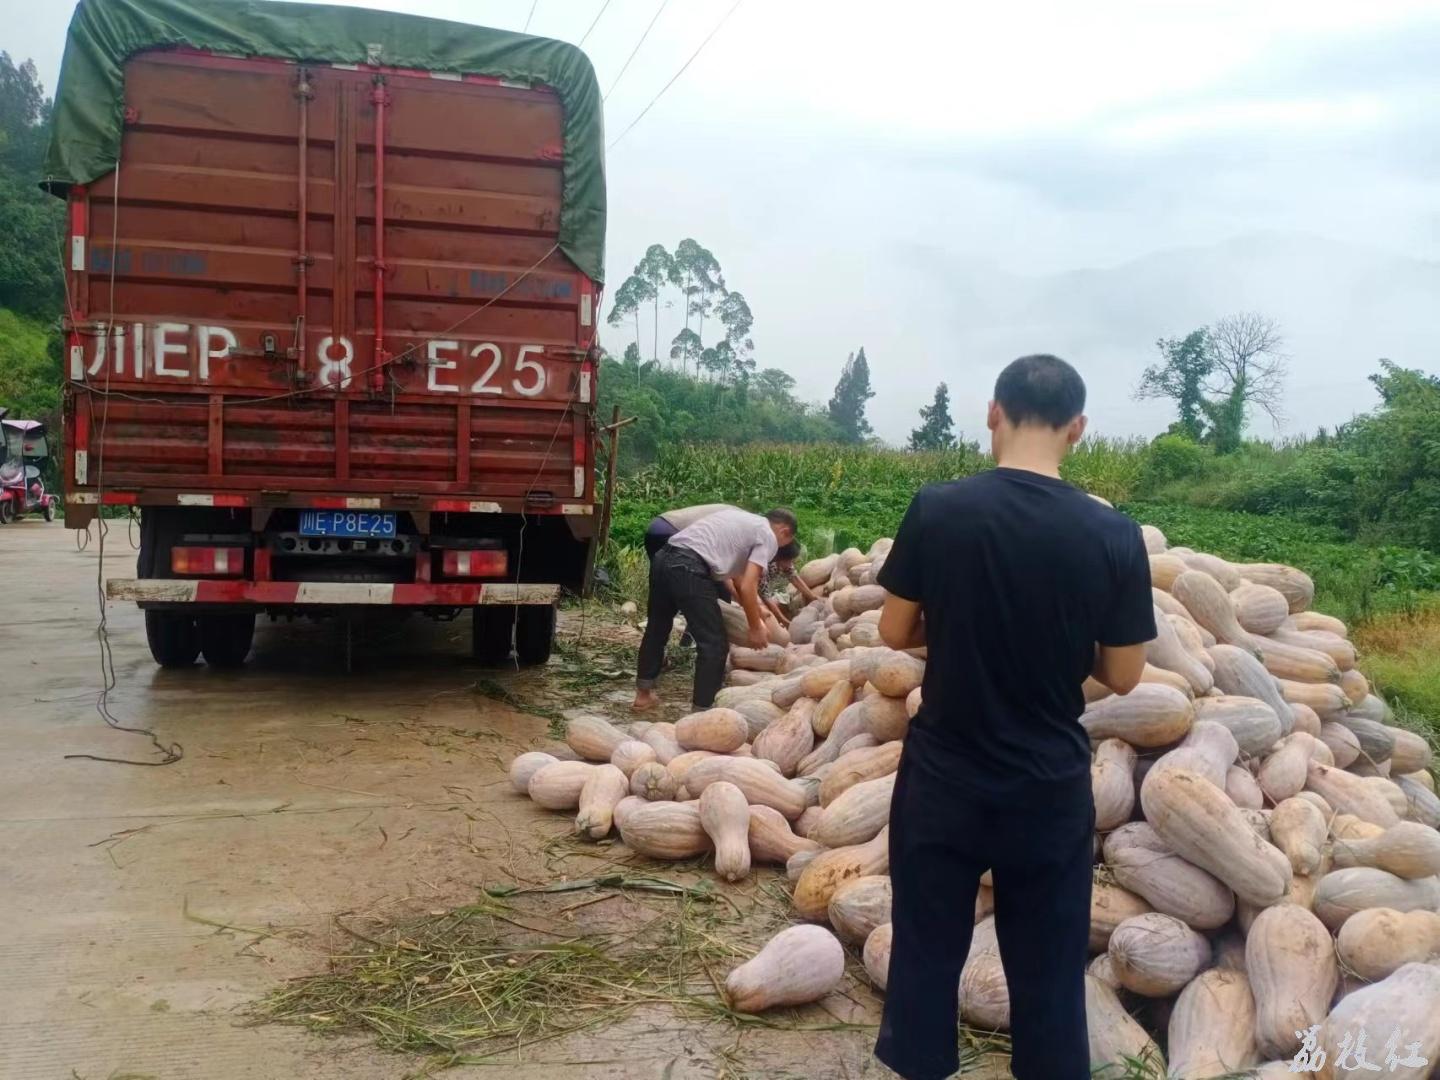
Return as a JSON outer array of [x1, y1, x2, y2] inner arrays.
[[0, 521, 905, 1080]]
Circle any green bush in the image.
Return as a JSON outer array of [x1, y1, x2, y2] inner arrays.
[[1137, 434, 1210, 491]]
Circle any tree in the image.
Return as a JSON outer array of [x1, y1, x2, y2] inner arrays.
[[0, 53, 62, 316], [669, 327, 703, 374], [1136, 329, 1212, 441], [668, 238, 722, 351], [1201, 312, 1288, 453], [828, 348, 874, 443], [715, 290, 753, 360], [634, 244, 673, 362], [605, 275, 645, 357], [909, 382, 956, 450], [1135, 314, 1287, 453]]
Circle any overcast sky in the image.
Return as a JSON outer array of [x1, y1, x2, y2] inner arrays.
[[12, 0, 1440, 443]]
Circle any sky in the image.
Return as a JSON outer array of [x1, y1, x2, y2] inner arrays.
[[11, 0, 1440, 443]]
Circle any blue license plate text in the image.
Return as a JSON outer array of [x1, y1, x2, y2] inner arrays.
[[299, 510, 397, 539]]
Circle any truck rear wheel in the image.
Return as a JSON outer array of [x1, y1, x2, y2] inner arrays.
[[515, 605, 556, 666], [200, 613, 255, 668], [146, 611, 200, 668], [471, 607, 514, 666]]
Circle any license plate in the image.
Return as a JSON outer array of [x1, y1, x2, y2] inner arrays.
[[299, 510, 397, 539]]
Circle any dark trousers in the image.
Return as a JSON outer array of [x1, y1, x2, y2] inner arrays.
[[636, 546, 727, 708], [876, 728, 1094, 1080]]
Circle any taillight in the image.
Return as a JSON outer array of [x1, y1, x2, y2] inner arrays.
[[171, 546, 246, 576], [441, 549, 508, 579]]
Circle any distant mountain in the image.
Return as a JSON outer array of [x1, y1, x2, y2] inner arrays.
[[867, 231, 1440, 442]]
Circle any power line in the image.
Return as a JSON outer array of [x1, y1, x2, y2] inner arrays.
[[608, 0, 744, 150], [603, 0, 671, 103], [523, 0, 539, 32], [578, 0, 613, 47]]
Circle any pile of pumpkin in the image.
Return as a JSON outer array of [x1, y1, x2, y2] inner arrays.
[[508, 530, 1440, 1077]]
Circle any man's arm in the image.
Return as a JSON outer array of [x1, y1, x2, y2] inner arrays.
[[764, 596, 791, 626], [879, 594, 926, 650], [1092, 642, 1146, 695], [735, 562, 769, 649]]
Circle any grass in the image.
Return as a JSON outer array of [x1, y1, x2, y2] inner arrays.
[[1354, 600, 1440, 750]]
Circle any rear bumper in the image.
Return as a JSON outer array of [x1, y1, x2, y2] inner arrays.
[[106, 579, 560, 607]]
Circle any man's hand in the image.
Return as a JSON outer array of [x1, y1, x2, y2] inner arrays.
[[747, 623, 769, 650]]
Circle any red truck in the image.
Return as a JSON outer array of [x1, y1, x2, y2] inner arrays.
[[49, 0, 607, 668]]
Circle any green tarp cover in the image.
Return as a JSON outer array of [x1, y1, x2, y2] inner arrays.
[[44, 0, 606, 281]]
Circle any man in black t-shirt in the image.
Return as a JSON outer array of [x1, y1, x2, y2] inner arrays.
[[873, 355, 1154, 1080]]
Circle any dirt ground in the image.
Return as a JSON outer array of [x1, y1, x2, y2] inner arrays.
[[0, 520, 960, 1080]]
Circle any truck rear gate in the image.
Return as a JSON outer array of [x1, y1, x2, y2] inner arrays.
[[50, 2, 607, 668]]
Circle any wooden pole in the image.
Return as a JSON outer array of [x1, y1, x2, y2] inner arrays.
[[598, 404, 622, 551]]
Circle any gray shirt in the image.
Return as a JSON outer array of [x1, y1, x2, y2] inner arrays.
[[669, 509, 779, 581], [660, 503, 736, 531]]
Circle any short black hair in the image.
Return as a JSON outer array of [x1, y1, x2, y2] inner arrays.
[[775, 541, 800, 560], [994, 354, 1086, 428], [766, 507, 798, 531]]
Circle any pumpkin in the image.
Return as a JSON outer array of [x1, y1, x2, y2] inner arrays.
[[1102, 822, 1235, 930], [769, 673, 812, 709], [1092, 739, 1137, 832], [730, 644, 788, 672], [1332, 821, 1440, 879], [611, 794, 644, 831], [1333, 813, 1386, 841], [799, 554, 839, 588], [1287, 610, 1348, 637], [831, 583, 886, 620], [1168, 614, 1214, 666], [1149, 553, 1190, 590], [1349, 692, 1394, 724], [1230, 582, 1290, 635], [575, 764, 629, 839], [1396, 774, 1440, 829], [838, 732, 879, 756], [1087, 952, 1122, 991], [508, 751, 558, 793], [639, 722, 684, 765], [868, 652, 925, 698], [811, 678, 854, 739], [629, 761, 677, 801], [1172, 570, 1252, 649], [751, 698, 816, 777], [786, 846, 822, 882], [684, 756, 816, 820], [731, 699, 784, 741], [1276, 678, 1349, 718], [1141, 766, 1292, 906], [1258, 732, 1315, 803], [905, 686, 922, 719], [527, 760, 596, 810], [1387, 727, 1433, 775], [959, 949, 1011, 1032], [1268, 796, 1328, 876], [1338, 714, 1397, 764], [1209, 645, 1294, 734], [796, 701, 872, 776], [1270, 626, 1357, 671], [1312, 867, 1440, 931], [1082, 684, 1194, 747], [747, 804, 820, 865], [1153, 586, 1192, 620], [827, 874, 892, 945], [717, 682, 782, 708], [862, 922, 893, 990], [1191, 695, 1283, 757], [1335, 908, 1440, 982], [1313, 964, 1440, 1080], [797, 659, 850, 701], [1107, 912, 1211, 997], [698, 781, 752, 881], [1167, 968, 1257, 1079], [820, 742, 903, 807], [1085, 975, 1164, 1072], [1141, 524, 1167, 554], [676, 708, 749, 753], [787, 599, 827, 643], [1233, 562, 1315, 613], [618, 800, 712, 860], [1246, 904, 1337, 1061], [1305, 761, 1400, 828], [609, 739, 657, 778], [1181, 551, 1243, 591], [1089, 880, 1153, 953], [793, 804, 824, 839], [1257, 638, 1341, 685], [1288, 702, 1323, 736], [565, 715, 629, 762], [665, 750, 718, 788], [809, 773, 895, 849], [1145, 607, 1214, 694], [1226, 765, 1264, 810], [793, 827, 890, 921], [725, 924, 846, 1014], [1318, 721, 1362, 768], [1141, 664, 1194, 697]]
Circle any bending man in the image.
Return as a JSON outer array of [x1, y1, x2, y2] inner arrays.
[[873, 355, 1154, 1080], [634, 507, 798, 711]]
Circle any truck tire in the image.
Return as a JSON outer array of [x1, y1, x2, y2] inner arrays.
[[146, 611, 200, 668], [471, 606, 514, 666], [515, 605, 556, 666], [200, 613, 255, 668]]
